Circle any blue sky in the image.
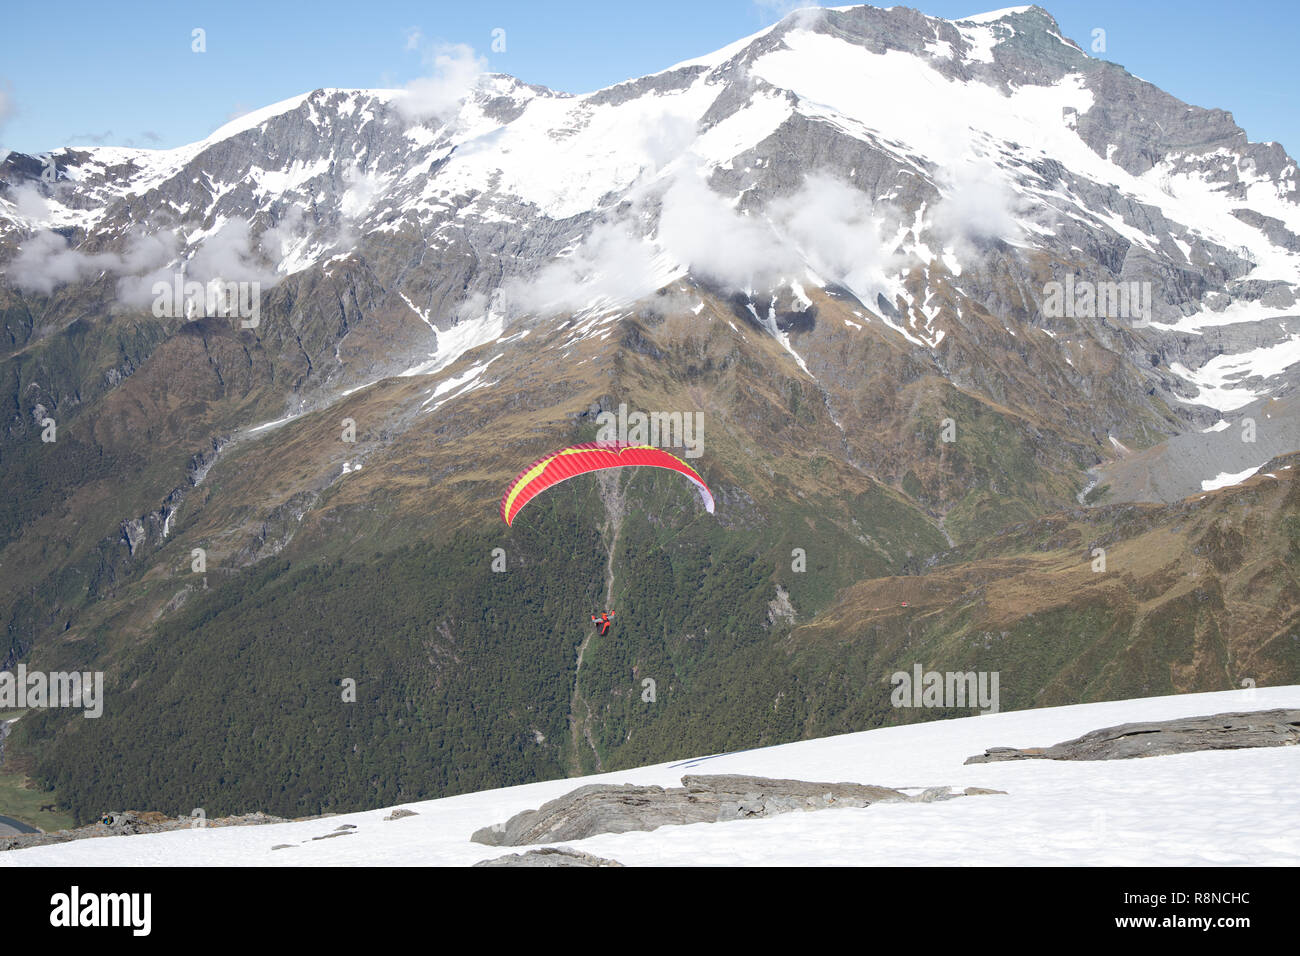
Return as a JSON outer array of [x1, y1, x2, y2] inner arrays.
[[1, 0, 1296, 157]]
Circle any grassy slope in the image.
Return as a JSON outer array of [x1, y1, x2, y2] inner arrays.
[[790, 459, 1300, 716]]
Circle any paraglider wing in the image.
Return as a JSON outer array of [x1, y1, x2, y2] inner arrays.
[[500, 441, 714, 526]]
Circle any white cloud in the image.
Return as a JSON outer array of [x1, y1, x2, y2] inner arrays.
[[5, 231, 92, 293], [117, 224, 281, 309], [188, 221, 276, 284], [487, 167, 901, 319], [657, 169, 794, 291], [770, 172, 900, 299], [753, 1, 827, 27], [9, 181, 50, 220], [483, 165, 794, 318], [397, 41, 487, 122], [928, 157, 1026, 254], [495, 216, 664, 316], [5, 229, 177, 296], [340, 163, 384, 220], [260, 205, 305, 258], [636, 112, 699, 176]]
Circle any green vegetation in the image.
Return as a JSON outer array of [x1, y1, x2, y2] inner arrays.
[[1284, 513, 1300, 566], [0, 434, 134, 549], [14, 448, 1300, 823], [17, 496, 605, 822], [12, 463, 945, 823], [1084, 483, 1111, 506], [0, 767, 77, 832]]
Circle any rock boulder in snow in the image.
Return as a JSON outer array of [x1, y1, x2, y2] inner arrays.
[[474, 847, 625, 867], [964, 709, 1300, 763], [469, 773, 1000, 846]]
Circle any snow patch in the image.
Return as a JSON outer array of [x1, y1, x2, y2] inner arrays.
[[1201, 463, 1266, 492]]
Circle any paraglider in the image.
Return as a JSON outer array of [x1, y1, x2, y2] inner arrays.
[[499, 441, 714, 526]]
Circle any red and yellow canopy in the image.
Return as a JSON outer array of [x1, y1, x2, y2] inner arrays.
[[500, 441, 714, 525]]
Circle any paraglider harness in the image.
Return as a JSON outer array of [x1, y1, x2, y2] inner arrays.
[[591, 611, 614, 636]]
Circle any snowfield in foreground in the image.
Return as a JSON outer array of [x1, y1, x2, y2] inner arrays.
[[3, 686, 1297, 866]]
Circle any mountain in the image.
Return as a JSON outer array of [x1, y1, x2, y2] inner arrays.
[[4, 686, 1298, 865], [0, 4, 1297, 824]]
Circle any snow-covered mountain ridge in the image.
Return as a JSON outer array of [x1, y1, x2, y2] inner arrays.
[[4, 2, 1297, 439]]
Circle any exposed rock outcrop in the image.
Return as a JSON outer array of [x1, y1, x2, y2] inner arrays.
[[0, 810, 289, 852], [965, 709, 1300, 763], [471, 774, 1002, 846], [474, 847, 625, 867]]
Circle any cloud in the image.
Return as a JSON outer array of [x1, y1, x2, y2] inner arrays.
[[657, 169, 794, 291], [483, 165, 796, 319], [397, 41, 487, 122], [65, 130, 115, 146], [115, 232, 179, 274], [4, 214, 293, 311], [119, 217, 305, 309], [5, 231, 91, 293], [495, 216, 664, 316], [635, 112, 699, 176], [9, 182, 51, 220], [655, 167, 901, 300], [188, 221, 279, 285], [5, 229, 176, 296], [486, 167, 901, 319], [753, 1, 827, 28], [928, 157, 1026, 255], [260, 205, 307, 261], [769, 172, 901, 299], [66, 130, 162, 148], [340, 163, 384, 220], [117, 223, 286, 309]]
